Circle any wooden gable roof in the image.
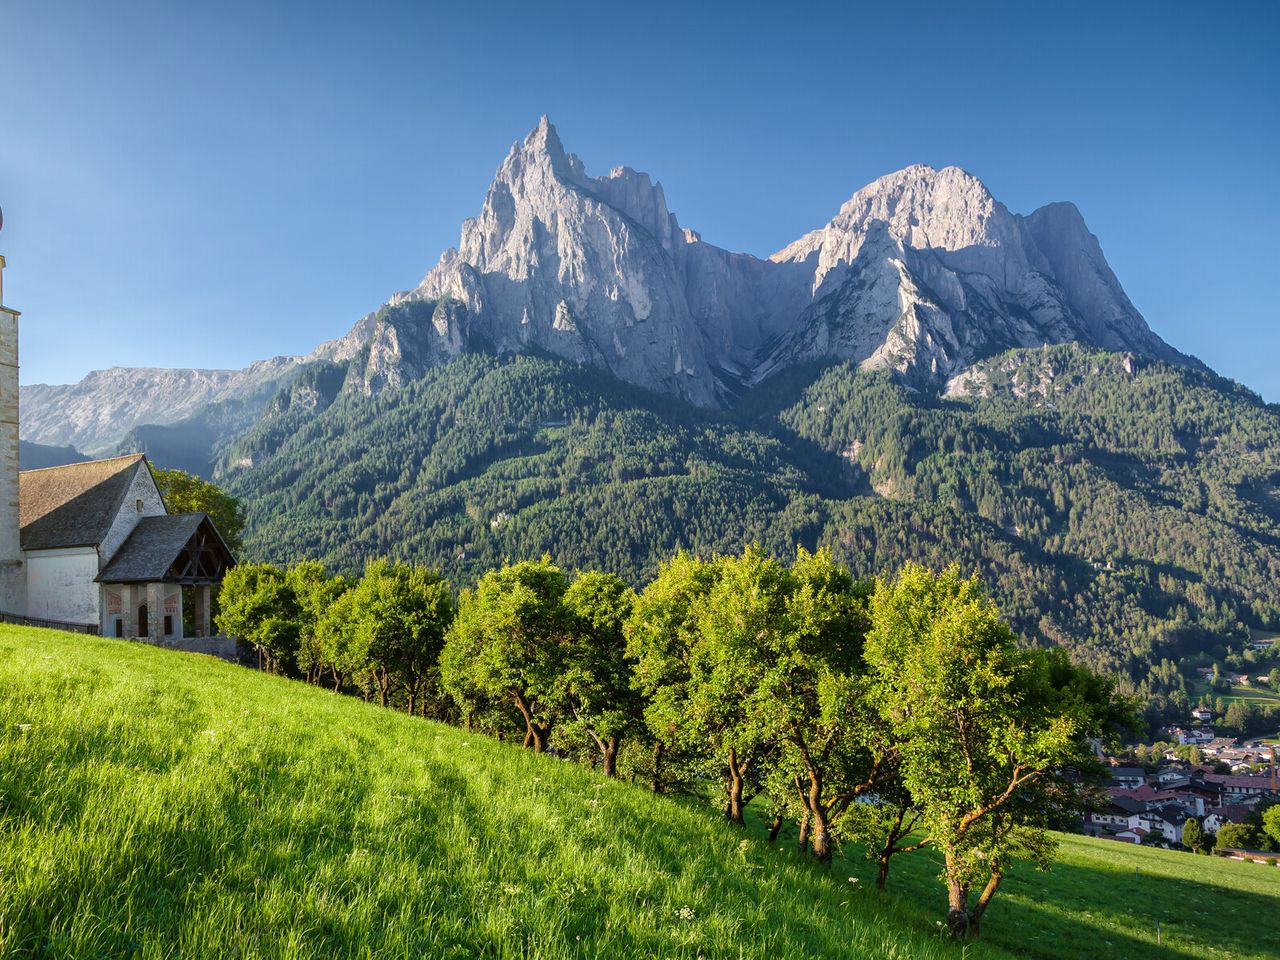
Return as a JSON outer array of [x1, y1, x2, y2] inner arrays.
[[96, 513, 235, 585]]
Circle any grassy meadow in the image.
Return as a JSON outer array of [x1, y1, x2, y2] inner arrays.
[[1, 626, 1278, 960]]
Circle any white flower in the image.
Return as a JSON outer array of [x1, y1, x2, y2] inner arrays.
[[675, 906, 695, 921], [847, 877, 859, 883], [16, 723, 32, 732]]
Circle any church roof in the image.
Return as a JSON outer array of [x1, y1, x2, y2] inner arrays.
[[97, 513, 235, 584], [19, 454, 148, 551]]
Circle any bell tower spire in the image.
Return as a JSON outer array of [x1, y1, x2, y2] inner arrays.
[[0, 208, 26, 613]]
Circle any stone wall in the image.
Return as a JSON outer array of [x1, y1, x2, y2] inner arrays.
[[133, 634, 239, 662], [0, 290, 22, 613]]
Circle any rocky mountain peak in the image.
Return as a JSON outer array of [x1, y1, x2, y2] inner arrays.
[[21, 121, 1200, 453]]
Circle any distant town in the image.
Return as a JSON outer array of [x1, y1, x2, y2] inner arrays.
[[1086, 640, 1279, 860]]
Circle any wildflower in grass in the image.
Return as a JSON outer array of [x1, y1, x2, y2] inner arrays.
[[16, 723, 32, 731], [675, 906, 695, 921]]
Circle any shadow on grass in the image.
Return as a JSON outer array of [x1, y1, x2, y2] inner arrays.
[[748, 808, 1276, 960]]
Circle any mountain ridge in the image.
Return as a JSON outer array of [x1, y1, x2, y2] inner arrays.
[[20, 117, 1196, 454]]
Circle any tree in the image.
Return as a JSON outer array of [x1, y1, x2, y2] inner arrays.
[[287, 561, 351, 685], [1263, 805, 1280, 847], [1214, 822, 1255, 853], [214, 562, 299, 673], [558, 571, 639, 777], [1182, 817, 1206, 854], [151, 466, 247, 553], [751, 548, 878, 861], [684, 546, 793, 826], [863, 564, 1130, 940], [627, 551, 722, 793], [441, 558, 570, 752], [314, 587, 366, 693], [349, 560, 454, 713]]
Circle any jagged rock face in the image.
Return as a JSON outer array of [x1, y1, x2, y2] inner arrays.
[[409, 123, 1188, 400], [416, 117, 731, 405], [21, 118, 1195, 453], [766, 165, 1187, 384]]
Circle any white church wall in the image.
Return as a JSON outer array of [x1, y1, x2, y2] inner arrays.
[[24, 547, 100, 626], [98, 464, 167, 567]]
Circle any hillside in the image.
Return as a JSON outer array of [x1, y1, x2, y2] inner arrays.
[[219, 344, 1280, 709], [2, 626, 1277, 960]]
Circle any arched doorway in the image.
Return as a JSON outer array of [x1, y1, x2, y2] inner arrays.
[[138, 604, 149, 637]]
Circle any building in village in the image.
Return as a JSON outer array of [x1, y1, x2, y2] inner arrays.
[[0, 249, 235, 639]]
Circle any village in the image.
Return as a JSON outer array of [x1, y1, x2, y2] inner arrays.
[[1086, 697, 1279, 861]]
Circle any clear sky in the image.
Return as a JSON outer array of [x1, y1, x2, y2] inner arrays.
[[3, 1, 1278, 397]]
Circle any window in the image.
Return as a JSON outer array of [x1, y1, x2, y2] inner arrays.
[[138, 605, 148, 637], [115, 618, 123, 638], [136, 498, 144, 513], [163, 615, 173, 636]]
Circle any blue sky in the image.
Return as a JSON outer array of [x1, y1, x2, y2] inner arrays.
[[3, 1, 1278, 397]]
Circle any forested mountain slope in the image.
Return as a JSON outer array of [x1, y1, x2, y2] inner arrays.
[[222, 343, 1280, 713]]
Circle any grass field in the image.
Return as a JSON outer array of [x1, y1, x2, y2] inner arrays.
[[1189, 677, 1280, 711], [2, 627, 1278, 959]]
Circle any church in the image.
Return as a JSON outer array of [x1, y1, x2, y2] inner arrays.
[[0, 251, 236, 640]]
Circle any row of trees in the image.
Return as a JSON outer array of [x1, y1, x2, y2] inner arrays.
[[216, 549, 1131, 940]]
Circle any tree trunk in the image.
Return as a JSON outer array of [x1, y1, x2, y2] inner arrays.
[[767, 812, 784, 843], [725, 747, 748, 826], [806, 765, 832, 862], [797, 808, 811, 853], [512, 693, 550, 753], [602, 735, 620, 778], [875, 853, 891, 890], [946, 878, 971, 938], [968, 869, 1003, 938], [650, 741, 664, 793]]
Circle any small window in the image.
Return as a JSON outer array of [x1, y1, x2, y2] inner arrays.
[[164, 615, 173, 636], [115, 618, 123, 638], [136, 498, 144, 513]]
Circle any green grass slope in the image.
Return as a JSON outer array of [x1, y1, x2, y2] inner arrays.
[[1, 627, 1277, 960]]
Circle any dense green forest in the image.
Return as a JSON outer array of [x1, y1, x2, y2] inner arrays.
[[219, 343, 1280, 722]]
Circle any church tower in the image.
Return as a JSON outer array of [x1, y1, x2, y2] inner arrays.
[[0, 222, 25, 613]]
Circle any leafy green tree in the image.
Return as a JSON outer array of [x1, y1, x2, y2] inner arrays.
[[441, 558, 570, 751], [558, 571, 639, 776], [350, 560, 454, 713], [314, 587, 365, 692], [1263, 805, 1280, 847], [215, 562, 299, 674], [1182, 817, 1206, 854], [627, 551, 722, 793], [1214, 822, 1255, 853], [863, 564, 1129, 939], [287, 561, 351, 684], [684, 546, 795, 826], [152, 466, 247, 553], [751, 548, 876, 860]]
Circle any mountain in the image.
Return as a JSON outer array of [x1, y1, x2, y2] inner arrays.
[[18, 440, 86, 470], [219, 343, 1280, 707], [20, 118, 1274, 719], [21, 117, 1192, 456], [19, 360, 300, 457]]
